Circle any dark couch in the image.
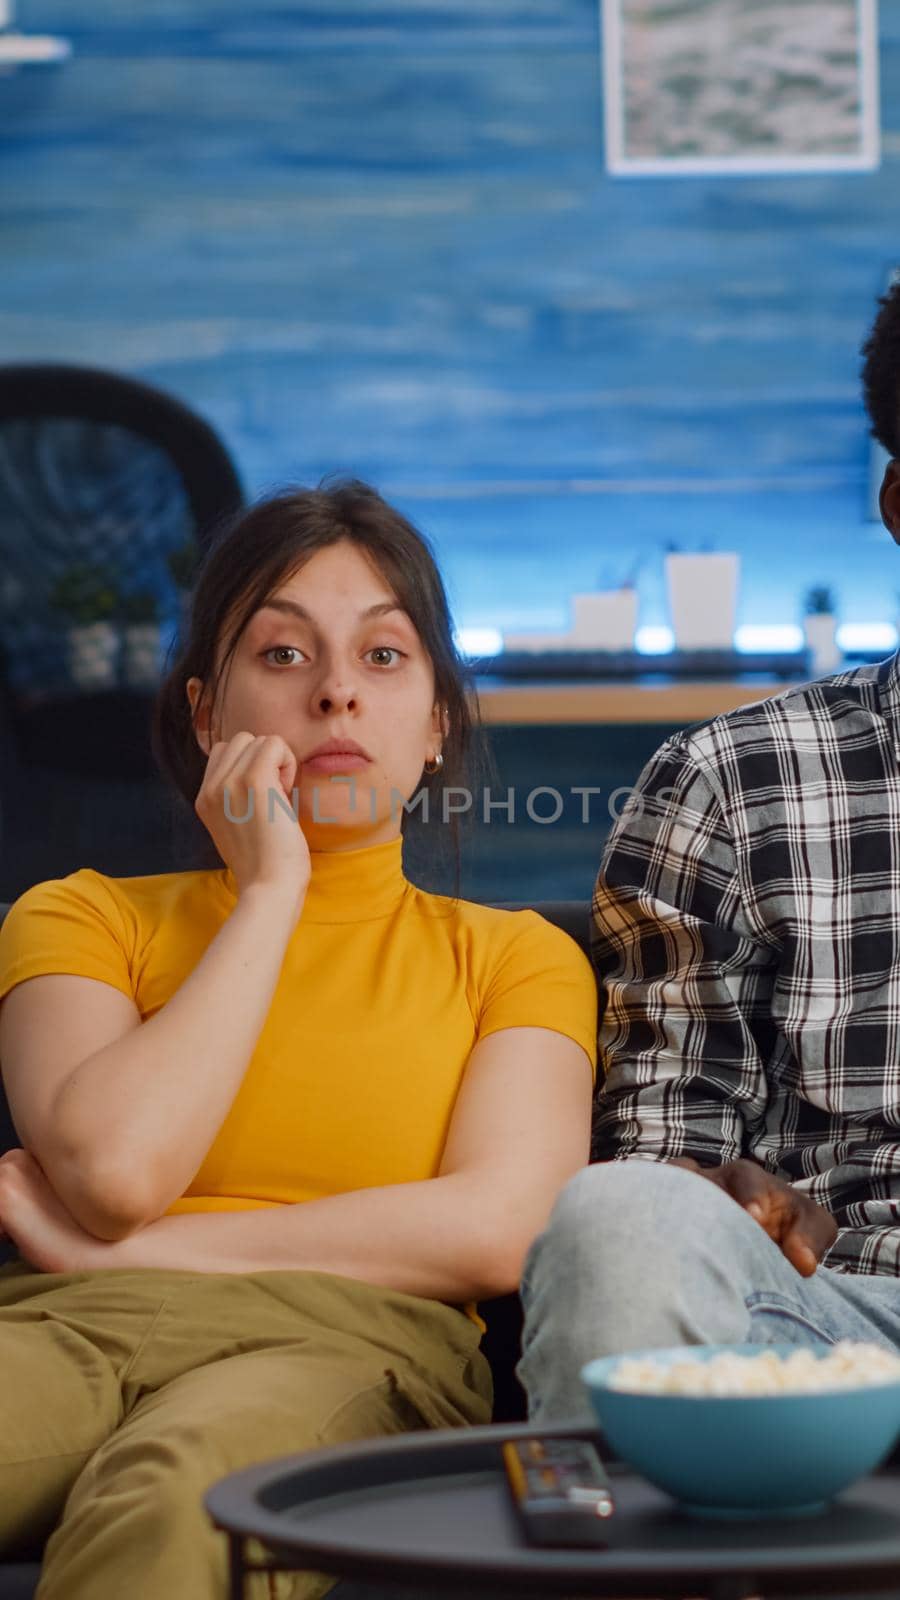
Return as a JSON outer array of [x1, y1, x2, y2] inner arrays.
[[0, 896, 596, 1598]]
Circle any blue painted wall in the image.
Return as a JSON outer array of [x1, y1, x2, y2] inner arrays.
[[4, 0, 900, 639]]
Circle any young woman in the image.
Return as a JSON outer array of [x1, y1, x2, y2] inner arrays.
[[0, 481, 597, 1600]]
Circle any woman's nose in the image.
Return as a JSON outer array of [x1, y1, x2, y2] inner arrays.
[[312, 666, 358, 714], [316, 688, 357, 712]]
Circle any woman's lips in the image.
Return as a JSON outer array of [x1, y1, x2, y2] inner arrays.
[[302, 753, 372, 774]]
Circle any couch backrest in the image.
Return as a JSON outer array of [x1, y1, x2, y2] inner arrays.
[[0, 896, 595, 1160], [491, 900, 592, 957]]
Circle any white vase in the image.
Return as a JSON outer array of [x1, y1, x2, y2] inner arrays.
[[68, 621, 119, 689], [804, 613, 841, 676], [122, 621, 163, 687], [666, 553, 740, 651], [570, 589, 638, 651]]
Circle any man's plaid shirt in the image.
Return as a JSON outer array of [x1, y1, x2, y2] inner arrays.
[[592, 652, 900, 1275]]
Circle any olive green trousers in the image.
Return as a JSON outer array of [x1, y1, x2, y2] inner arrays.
[[0, 1257, 492, 1600]]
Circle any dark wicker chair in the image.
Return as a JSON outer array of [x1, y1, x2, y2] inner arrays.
[[0, 364, 245, 900]]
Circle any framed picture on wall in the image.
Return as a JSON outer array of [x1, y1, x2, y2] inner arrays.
[[602, 0, 881, 176]]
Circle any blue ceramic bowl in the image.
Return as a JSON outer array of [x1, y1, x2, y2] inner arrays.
[[581, 1343, 900, 1517]]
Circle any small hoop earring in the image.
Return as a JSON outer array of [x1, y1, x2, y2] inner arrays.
[[424, 751, 444, 775]]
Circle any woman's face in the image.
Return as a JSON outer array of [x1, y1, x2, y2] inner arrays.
[[186, 538, 446, 850]]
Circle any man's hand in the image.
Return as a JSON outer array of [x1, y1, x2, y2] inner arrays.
[[670, 1157, 838, 1277]]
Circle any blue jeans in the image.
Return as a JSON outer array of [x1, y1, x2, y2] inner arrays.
[[517, 1160, 900, 1423]]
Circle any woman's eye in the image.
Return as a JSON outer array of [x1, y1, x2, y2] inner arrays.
[[263, 646, 304, 666], [366, 646, 406, 666]]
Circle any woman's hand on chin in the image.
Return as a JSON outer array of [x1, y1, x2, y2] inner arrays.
[[0, 1148, 119, 1274]]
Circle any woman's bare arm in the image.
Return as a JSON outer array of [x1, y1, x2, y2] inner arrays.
[[50, 1025, 594, 1297], [1, 732, 311, 1238], [1, 882, 303, 1236]]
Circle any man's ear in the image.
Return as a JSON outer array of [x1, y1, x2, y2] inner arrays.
[[186, 676, 213, 756], [879, 461, 900, 546]]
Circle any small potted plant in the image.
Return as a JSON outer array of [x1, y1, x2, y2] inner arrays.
[[665, 543, 741, 651], [119, 588, 163, 688], [166, 539, 201, 643], [48, 561, 120, 688], [803, 585, 841, 675]]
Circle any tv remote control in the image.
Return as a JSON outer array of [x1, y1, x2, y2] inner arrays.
[[502, 1436, 615, 1547]]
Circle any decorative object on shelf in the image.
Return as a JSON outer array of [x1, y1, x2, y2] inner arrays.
[[803, 585, 841, 676], [48, 561, 120, 689], [665, 549, 741, 651], [570, 585, 639, 652], [0, 0, 71, 70], [119, 589, 163, 689]]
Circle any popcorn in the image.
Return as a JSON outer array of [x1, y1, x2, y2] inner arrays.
[[607, 1342, 900, 1396]]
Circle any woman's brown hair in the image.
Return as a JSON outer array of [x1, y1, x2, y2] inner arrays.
[[152, 479, 493, 896]]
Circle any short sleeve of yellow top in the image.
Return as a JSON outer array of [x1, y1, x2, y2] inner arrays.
[[0, 835, 598, 1329]]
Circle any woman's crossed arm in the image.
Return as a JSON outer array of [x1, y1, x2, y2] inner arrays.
[[0, 1024, 593, 1303]]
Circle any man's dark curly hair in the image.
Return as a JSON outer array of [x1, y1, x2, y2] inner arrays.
[[862, 276, 900, 459]]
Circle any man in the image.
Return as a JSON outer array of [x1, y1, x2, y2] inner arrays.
[[516, 280, 900, 1422]]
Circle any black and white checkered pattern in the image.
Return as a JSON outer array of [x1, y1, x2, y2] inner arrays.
[[592, 652, 900, 1275]]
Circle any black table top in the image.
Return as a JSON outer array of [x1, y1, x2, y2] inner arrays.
[[205, 1418, 900, 1597]]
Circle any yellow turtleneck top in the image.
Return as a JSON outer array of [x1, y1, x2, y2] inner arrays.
[[0, 837, 597, 1313]]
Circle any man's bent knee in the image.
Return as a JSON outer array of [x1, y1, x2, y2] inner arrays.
[[522, 1157, 765, 1326]]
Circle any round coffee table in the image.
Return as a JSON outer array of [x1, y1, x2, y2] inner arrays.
[[205, 1418, 900, 1600]]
